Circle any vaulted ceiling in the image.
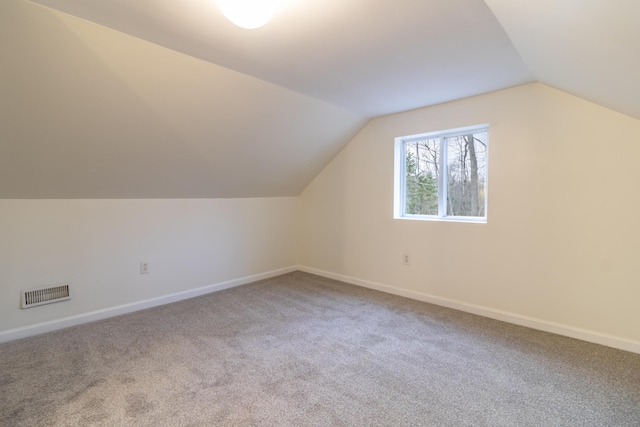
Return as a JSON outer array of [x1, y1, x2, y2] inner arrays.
[[1, 0, 638, 198]]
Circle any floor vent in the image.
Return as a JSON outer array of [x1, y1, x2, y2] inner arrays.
[[22, 284, 71, 309]]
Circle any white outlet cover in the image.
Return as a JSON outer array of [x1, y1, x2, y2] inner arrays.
[[140, 262, 149, 274]]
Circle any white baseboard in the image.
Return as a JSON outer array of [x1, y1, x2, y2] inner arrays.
[[297, 265, 640, 355], [0, 266, 297, 344]]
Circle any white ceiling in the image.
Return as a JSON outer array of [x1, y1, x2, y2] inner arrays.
[[485, 0, 640, 120], [1, 0, 639, 198], [27, 0, 534, 117], [0, 0, 365, 198]]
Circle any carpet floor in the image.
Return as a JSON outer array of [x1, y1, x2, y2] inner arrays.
[[1, 271, 639, 426]]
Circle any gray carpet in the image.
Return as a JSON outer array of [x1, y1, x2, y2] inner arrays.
[[1, 271, 639, 426]]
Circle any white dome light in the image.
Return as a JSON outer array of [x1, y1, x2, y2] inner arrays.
[[219, 0, 275, 29]]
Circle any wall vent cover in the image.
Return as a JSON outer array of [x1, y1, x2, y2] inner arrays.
[[22, 284, 71, 309]]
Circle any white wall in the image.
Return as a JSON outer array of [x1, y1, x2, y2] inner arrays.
[[4, 83, 639, 353], [298, 83, 640, 350], [0, 198, 297, 337]]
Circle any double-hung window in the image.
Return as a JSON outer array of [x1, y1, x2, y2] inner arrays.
[[394, 125, 488, 222]]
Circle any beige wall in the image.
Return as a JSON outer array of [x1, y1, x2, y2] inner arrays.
[[3, 83, 639, 351], [0, 198, 297, 336], [298, 83, 640, 347]]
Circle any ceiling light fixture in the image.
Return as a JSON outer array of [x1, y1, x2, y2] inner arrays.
[[219, 0, 275, 29]]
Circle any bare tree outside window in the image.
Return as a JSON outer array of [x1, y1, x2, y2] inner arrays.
[[399, 127, 487, 221], [446, 132, 487, 217], [405, 138, 439, 216]]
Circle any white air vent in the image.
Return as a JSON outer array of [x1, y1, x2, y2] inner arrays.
[[22, 284, 71, 309]]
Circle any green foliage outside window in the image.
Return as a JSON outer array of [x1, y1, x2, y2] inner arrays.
[[404, 131, 487, 218]]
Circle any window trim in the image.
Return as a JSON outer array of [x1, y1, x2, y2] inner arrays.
[[394, 124, 489, 223]]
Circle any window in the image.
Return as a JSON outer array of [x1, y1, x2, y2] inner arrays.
[[394, 125, 488, 222]]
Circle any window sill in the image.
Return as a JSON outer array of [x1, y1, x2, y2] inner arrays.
[[395, 215, 487, 224]]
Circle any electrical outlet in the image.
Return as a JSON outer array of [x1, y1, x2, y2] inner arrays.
[[140, 262, 149, 274], [403, 254, 410, 265]]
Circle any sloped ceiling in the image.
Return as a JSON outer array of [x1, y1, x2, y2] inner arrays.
[[26, 0, 534, 117], [0, 0, 366, 198], [1, 0, 638, 198], [484, 0, 640, 120]]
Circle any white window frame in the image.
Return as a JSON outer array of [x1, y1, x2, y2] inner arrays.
[[394, 124, 488, 223]]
